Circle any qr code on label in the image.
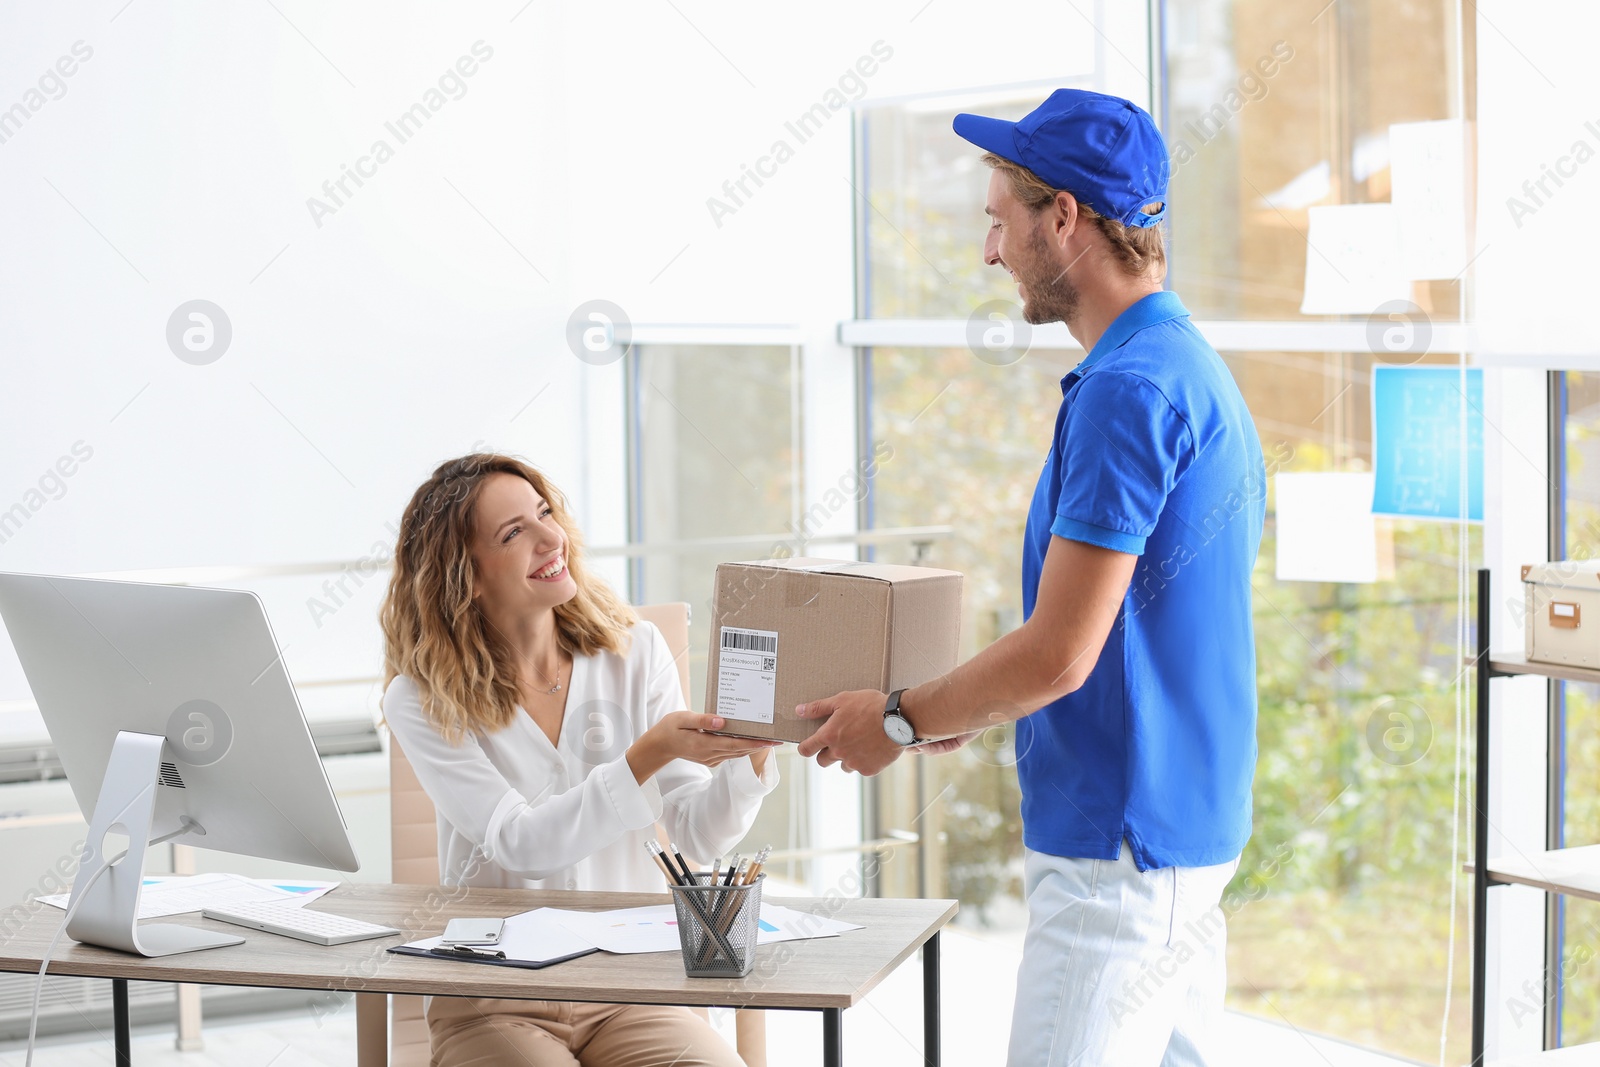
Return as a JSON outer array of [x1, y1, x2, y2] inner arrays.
[[762, 657, 775, 671]]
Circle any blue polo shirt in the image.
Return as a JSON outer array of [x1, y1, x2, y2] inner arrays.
[[1018, 291, 1264, 872]]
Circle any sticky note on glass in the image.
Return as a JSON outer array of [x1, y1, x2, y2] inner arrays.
[[1389, 119, 1469, 280], [1274, 472, 1380, 584], [1299, 203, 1413, 315], [1370, 366, 1483, 522]]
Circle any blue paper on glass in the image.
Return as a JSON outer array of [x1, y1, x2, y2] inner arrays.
[[1370, 366, 1483, 522]]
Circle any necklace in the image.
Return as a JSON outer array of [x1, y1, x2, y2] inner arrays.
[[531, 656, 565, 695]]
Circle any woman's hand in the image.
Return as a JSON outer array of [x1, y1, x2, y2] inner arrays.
[[626, 712, 781, 784]]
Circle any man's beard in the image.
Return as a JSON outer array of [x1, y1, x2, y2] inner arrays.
[[1017, 223, 1079, 326]]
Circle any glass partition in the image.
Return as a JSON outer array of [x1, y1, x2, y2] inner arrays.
[[855, 0, 1477, 1054], [1163, 0, 1465, 322], [1556, 371, 1600, 1044], [863, 344, 1074, 915], [627, 342, 811, 878]]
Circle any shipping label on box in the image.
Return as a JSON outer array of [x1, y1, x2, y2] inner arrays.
[[705, 557, 963, 743], [714, 627, 779, 724]]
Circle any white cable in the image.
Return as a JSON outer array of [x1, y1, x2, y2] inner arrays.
[[22, 799, 201, 1063], [1437, 354, 1467, 1064], [23, 820, 201, 1063], [1438, 291, 1468, 1067], [1440, 6, 1471, 1060], [1440, 482, 1465, 1067], [24, 855, 114, 1067]]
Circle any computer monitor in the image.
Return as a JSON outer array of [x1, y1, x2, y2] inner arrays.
[[0, 572, 361, 957]]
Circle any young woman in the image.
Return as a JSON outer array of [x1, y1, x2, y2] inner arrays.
[[379, 452, 780, 1067]]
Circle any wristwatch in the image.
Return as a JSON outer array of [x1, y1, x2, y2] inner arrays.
[[882, 689, 920, 746]]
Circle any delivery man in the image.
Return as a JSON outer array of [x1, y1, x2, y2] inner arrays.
[[795, 89, 1265, 1066]]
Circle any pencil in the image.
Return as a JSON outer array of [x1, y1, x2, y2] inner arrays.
[[669, 842, 695, 883], [743, 845, 771, 885], [696, 846, 771, 967], [645, 841, 685, 886], [650, 841, 742, 964], [706, 858, 750, 934]]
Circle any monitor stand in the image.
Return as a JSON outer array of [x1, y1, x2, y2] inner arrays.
[[65, 730, 244, 957]]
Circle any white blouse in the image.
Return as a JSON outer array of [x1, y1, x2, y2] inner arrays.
[[381, 620, 778, 894]]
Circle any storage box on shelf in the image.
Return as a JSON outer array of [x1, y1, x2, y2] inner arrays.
[[1522, 562, 1600, 669]]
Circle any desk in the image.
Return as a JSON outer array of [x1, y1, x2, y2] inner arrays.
[[0, 884, 955, 1067]]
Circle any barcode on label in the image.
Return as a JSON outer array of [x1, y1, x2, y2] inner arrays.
[[721, 629, 777, 653]]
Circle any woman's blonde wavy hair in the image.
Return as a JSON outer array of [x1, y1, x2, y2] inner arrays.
[[380, 453, 636, 743]]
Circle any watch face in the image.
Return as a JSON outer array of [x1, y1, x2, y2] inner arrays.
[[884, 713, 917, 746]]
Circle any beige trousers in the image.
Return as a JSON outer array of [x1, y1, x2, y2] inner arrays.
[[427, 996, 744, 1067]]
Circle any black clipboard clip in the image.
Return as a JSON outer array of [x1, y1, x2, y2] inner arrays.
[[429, 944, 507, 961]]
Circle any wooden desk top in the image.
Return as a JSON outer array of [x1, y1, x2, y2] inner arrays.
[[0, 884, 957, 1010]]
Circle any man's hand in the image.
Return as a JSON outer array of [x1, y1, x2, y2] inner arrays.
[[794, 689, 903, 776], [910, 731, 978, 755]]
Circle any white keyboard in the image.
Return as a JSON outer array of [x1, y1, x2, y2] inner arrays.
[[201, 901, 401, 946]]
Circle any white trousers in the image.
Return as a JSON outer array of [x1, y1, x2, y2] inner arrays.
[[1006, 841, 1240, 1067]]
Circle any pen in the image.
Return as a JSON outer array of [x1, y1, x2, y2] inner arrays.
[[430, 944, 506, 961]]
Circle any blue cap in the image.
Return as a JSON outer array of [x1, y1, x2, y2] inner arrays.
[[953, 88, 1169, 228]]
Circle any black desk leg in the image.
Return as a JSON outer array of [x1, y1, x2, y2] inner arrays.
[[923, 931, 941, 1067], [112, 978, 132, 1066], [823, 1007, 842, 1067]]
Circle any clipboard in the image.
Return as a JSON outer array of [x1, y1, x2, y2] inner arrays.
[[389, 907, 599, 970], [387, 942, 596, 970]]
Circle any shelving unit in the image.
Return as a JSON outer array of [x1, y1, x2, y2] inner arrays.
[[1474, 568, 1600, 1063]]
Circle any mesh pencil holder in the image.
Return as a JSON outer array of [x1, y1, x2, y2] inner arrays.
[[669, 873, 764, 977]]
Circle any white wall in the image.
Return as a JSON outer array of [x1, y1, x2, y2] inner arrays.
[[0, 0, 1110, 711], [1474, 0, 1600, 365], [0, 0, 1126, 913]]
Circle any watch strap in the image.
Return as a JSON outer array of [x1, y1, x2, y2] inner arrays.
[[883, 689, 919, 744]]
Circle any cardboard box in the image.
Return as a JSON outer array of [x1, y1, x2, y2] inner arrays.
[[705, 557, 963, 743], [1524, 562, 1600, 668]]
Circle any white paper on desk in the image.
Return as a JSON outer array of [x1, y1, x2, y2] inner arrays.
[[1299, 203, 1412, 315], [1390, 119, 1469, 280], [36, 872, 301, 919], [762, 904, 863, 941], [551, 903, 863, 955], [399, 907, 596, 965], [1274, 472, 1378, 584], [251, 878, 339, 907]]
